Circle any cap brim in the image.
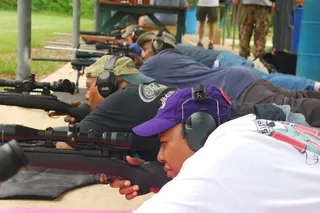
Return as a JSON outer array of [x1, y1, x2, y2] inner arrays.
[[133, 118, 178, 137], [121, 73, 155, 85], [136, 32, 155, 47], [121, 31, 130, 39]]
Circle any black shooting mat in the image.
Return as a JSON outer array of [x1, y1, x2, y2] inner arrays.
[[0, 167, 104, 200]]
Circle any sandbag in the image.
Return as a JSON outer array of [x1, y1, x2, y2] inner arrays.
[[0, 167, 105, 200]]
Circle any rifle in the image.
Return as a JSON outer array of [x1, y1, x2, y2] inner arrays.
[[95, 42, 130, 50], [82, 35, 119, 43], [0, 74, 91, 122], [31, 58, 99, 90], [80, 27, 122, 38], [0, 124, 171, 195]]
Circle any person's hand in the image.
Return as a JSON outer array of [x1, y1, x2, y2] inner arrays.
[[47, 101, 81, 123], [233, 0, 240, 5], [109, 156, 160, 200]]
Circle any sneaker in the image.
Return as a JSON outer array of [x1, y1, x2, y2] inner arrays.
[[208, 42, 214, 50], [197, 42, 203, 48]]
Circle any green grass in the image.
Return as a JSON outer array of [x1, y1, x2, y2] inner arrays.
[[0, 10, 94, 79]]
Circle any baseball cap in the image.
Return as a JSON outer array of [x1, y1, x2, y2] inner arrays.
[[85, 55, 154, 85], [136, 31, 178, 48], [129, 43, 142, 56], [133, 85, 232, 137], [121, 25, 139, 39]]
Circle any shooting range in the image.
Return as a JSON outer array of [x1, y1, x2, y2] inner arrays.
[[0, 0, 320, 212]]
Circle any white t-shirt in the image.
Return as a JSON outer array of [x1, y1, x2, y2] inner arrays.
[[197, 0, 219, 7], [242, 0, 273, 7], [134, 114, 320, 213]]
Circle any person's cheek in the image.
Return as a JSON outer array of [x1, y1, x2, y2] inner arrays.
[[85, 89, 90, 100], [88, 88, 97, 109]]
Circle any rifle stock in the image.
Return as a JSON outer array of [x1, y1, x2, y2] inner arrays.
[[0, 93, 90, 122], [20, 147, 170, 195], [82, 35, 118, 43]]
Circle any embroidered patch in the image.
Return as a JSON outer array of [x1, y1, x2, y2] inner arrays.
[[125, 62, 136, 69], [138, 82, 169, 103]]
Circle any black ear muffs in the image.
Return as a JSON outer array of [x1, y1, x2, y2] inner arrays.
[[181, 85, 222, 152], [152, 31, 165, 54], [96, 55, 121, 98], [185, 112, 217, 152], [132, 27, 145, 43], [96, 71, 118, 98]]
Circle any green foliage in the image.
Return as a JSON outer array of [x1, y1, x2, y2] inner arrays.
[[0, 0, 16, 10], [0, 11, 94, 79], [0, 0, 94, 19]]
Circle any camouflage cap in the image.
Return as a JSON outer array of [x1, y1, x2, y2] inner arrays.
[[86, 55, 154, 85], [136, 31, 177, 48], [121, 25, 139, 38]]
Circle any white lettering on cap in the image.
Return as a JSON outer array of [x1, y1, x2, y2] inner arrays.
[[160, 91, 175, 109]]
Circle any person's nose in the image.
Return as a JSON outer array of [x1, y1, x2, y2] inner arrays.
[[141, 51, 146, 58], [157, 147, 165, 163], [85, 90, 89, 100]]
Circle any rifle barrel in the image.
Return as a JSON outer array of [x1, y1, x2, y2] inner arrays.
[[54, 32, 72, 36], [45, 46, 111, 55], [80, 31, 112, 36], [31, 58, 72, 62], [46, 41, 73, 46]]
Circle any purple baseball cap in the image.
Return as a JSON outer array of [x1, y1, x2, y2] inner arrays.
[[133, 85, 232, 137]]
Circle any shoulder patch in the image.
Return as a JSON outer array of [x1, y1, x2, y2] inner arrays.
[[139, 82, 168, 103]]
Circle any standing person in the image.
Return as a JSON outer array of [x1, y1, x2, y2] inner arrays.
[[233, 0, 275, 59], [196, 0, 220, 49]]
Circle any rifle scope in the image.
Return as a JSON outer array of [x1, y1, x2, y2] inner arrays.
[[75, 51, 106, 59], [0, 74, 76, 94], [0, 124, 137, 150], [0, 140, 28, 182]]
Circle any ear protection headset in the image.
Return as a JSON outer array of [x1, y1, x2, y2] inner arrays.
[[182, 85, 224, 152], [131, 26, 145, 43], [96, 55, 121, 98], [151, 30, 165, 54]]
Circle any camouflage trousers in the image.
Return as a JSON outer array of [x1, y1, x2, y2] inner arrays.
[[239, 5, 272, 59]]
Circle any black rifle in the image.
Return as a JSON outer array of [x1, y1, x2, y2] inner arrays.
[[0, 124, 171, 195], [0, 74, 91, 122], [95, 42, 130, 50]]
